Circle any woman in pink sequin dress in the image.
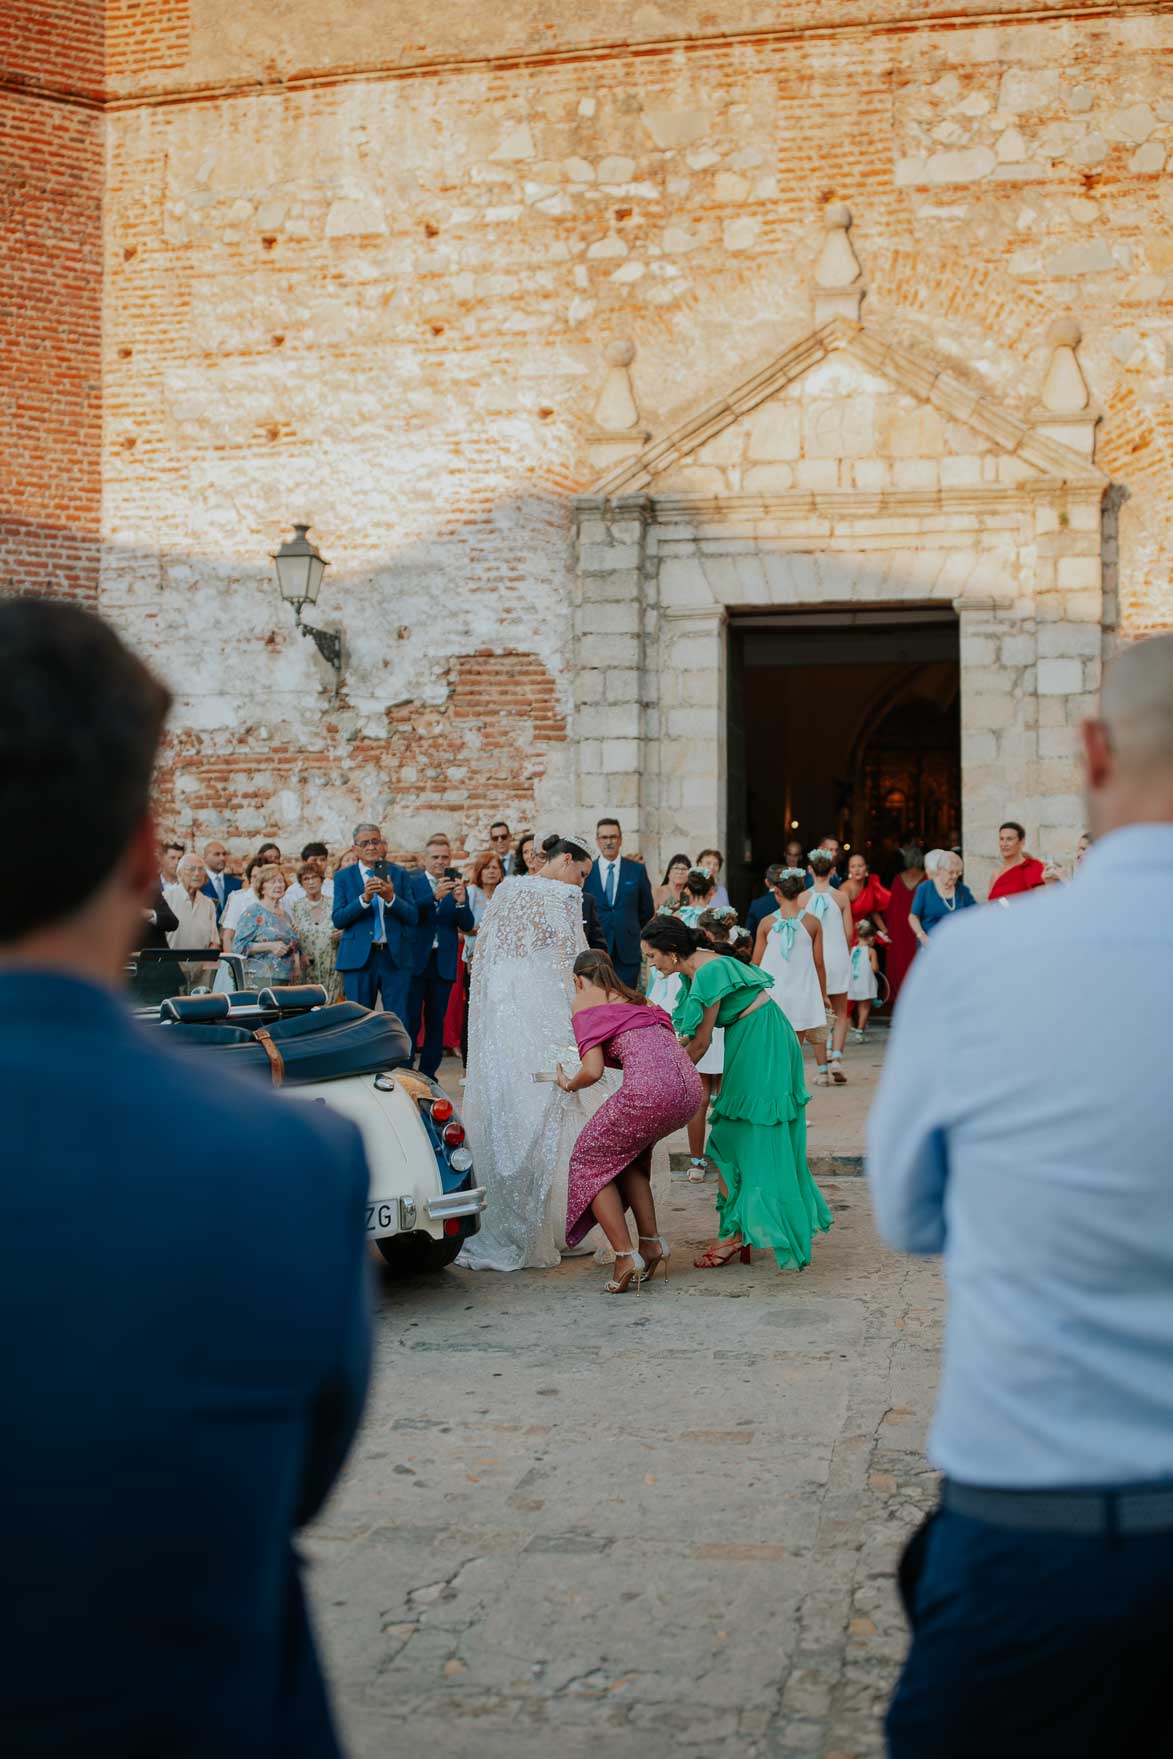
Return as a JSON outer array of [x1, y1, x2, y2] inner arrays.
[[557, 950, 703, 1293]]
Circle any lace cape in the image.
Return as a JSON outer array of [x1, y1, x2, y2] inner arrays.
[[459, 876, 613, 1270]]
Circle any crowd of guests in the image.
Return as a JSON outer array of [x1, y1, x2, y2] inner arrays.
[[150, 813, 1083, 1087]]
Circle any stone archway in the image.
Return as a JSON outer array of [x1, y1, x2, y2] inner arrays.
[[572, 316, 1107, 898]]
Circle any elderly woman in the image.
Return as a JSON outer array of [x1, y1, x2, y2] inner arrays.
[[288, 863, 342, 1001], [232, 864, 300, 989], [910, 849, 977, 947]]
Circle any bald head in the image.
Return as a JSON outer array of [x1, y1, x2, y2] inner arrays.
[[1083, 633, 1173, 837], [1101, 634, 1173, 766]]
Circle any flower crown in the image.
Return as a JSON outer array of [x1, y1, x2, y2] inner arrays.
[[780, 867, 807, 880], [807, 849, 835, 867]]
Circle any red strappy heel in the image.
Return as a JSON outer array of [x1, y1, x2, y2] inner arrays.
[[693, 1241, 752, 1269]]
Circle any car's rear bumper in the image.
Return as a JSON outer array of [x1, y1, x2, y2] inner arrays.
[[426, 1187, 487, 1221]]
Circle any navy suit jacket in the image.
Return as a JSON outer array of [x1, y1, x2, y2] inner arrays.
[[201, 871, 242, 923], [408, 873, 475, 983], [332, 860, 419, 971], [583, 856, 655, 967], [1, 970, 371, 1759]]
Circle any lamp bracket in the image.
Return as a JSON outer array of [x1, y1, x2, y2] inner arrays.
[[296, 614, 342, 673]]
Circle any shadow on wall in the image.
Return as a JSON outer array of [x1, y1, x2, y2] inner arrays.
[[5, 512, 577, 856]]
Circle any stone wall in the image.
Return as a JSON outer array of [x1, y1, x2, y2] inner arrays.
[[0, 2, 105, 599], [7, 2, 1172, 860]]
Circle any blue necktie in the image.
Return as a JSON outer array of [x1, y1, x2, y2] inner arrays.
[[606, 863, 616, 906]]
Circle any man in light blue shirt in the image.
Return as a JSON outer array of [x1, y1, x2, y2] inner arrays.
[[869, 632, 1173, 1759]]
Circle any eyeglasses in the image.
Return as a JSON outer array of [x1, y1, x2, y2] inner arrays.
[[490, 831, 511, 842], [355, 837, 381, 851]]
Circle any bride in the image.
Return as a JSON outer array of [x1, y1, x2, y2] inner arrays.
[[458, 834, 615, 1271]]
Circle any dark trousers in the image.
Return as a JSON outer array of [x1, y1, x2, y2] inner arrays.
[[888, 1504, 1173, 1758], [408, 949, 453, 1080], [341, 945, 411, 1027], [610, 953, 640, 988]]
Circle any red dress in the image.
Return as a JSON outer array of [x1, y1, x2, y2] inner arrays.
[[846, 875, 891, 943], [989, 858, 1045, 902], [884, 873, 921, 1008]]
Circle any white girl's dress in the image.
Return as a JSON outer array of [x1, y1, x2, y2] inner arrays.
[[847, 944, 878, 1001], [646, 905, 723, 1075], [804, 889, 851, 995], [759, 912, 826, 1034]]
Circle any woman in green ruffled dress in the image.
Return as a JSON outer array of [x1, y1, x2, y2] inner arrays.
[[641, 915, 832, 1272]]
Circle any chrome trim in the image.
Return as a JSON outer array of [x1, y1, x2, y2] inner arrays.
[[425, 1188, 487, 1220]]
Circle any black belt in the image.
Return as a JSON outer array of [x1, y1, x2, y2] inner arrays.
[[943, 1478, 1173, 1536]]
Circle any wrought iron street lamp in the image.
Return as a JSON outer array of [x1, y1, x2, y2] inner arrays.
[[271, 523, 341, 674]]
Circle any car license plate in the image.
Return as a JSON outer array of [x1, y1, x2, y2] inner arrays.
[[365, 1199, 400, 1238]]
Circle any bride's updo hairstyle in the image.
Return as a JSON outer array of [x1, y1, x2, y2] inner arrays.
[[573, 949, 647, 1005], [541, 833, 592, 864], [640, 915, 707, 959]]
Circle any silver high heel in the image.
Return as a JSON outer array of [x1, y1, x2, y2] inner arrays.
[[638, 1236, 671, 1283], [605, 1248, 646, 1294]]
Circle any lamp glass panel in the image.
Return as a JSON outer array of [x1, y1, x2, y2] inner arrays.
[[303, 555, 326, 606], [276, 553, 312, 605]]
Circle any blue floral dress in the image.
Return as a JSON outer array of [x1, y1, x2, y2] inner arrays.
[[232, 901, 300, 989]]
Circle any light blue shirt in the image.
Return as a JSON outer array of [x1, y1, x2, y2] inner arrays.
[[867, 824, 1173, 1488], [358, 864, 386, 942]]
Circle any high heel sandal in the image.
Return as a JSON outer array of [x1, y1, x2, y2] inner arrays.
[[693, 1241, 752, 1269], [604, 1248, 646, 1295], [637, 1235, 671, 1282]]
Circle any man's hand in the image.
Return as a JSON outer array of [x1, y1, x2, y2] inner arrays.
[[361, 875, 380, 905], [435, 877, 456, 901], [376, 877, 396, 903], [453, 880, 468, 906]]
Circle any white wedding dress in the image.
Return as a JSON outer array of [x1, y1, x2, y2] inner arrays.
[[458, 875, 615, 1271]]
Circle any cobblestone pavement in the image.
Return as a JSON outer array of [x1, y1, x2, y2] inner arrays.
[[307, 1034, 942, 1758]]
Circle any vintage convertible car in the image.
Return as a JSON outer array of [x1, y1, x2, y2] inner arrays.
[[142, 966, 485, 1272]]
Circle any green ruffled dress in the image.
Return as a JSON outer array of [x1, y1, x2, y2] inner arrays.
[[675, 957, 832, 1269]]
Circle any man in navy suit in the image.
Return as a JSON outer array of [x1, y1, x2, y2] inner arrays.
[[200, 837, 242, 922], [0, 596, 372, 1758], [583, 817, 655, 986], [746, 864, 787, 937], [332, 821, 419, 1025], [407, 833, 475, 1079]]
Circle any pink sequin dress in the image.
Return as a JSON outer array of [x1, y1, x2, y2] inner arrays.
[[565, 1002, 704, 1248]]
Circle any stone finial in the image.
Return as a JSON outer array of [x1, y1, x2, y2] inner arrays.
[[592, 337, 641, 432], [814, 205, 865, 325], [1030, 315, 1099, 460], [587, 337, 651, 475], [1040, 317, 1089, 414]]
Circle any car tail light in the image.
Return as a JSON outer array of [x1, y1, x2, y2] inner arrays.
[[448, 1146, 474, 1174], [442, 1121, 465, 1147], [430, 1098, 454, 1124], [444, 1218, 461, 1237]]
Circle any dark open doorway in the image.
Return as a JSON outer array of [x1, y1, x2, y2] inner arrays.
[[727, 608, 961, 910]]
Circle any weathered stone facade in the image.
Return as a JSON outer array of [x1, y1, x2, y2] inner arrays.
[[4, 3, 1172, 877]]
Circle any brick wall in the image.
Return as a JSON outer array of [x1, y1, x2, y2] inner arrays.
[[0, 2, 104, 599]]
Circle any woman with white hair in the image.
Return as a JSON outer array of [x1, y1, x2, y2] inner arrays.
[[909, 849, 977, 948]]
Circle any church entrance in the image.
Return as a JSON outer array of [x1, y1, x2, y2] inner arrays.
[[726, 607, 961, 908]]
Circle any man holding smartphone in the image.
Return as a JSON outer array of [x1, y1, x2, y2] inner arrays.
[[408, 833, 474, 1079], [331, 820, 419, 1025]]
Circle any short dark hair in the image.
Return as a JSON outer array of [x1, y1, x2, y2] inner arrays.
[[0, 598, 171, 941], [596, 817, 621, 834], [489, 820, 510, 836], [999, 820, 1026, 840], [257, 841, 281, 860], [697, 847, 723, 867], [300, 841, 328, 861], [161, 839, 185, 856]]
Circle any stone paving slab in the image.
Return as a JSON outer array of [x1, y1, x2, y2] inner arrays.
[[308, 1035, 942, 1759]]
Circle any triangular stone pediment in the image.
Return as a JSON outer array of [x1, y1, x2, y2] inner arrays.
[[588, 317, 1105, 499]]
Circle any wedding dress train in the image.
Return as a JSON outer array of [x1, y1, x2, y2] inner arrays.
[[458, 874, 614, 1271]]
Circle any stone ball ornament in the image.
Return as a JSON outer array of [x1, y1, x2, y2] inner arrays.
[[605, 338, 636, 367]]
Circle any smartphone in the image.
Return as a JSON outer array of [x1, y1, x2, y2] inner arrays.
[[370, 859, 391, 880], [444, 867, 460, 882]]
